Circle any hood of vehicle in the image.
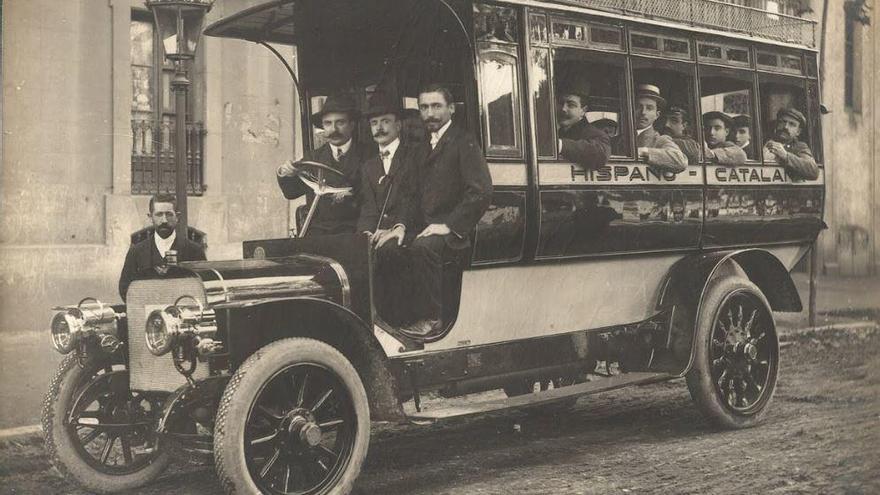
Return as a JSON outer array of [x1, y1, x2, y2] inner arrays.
[[179, 254, 348, 307]]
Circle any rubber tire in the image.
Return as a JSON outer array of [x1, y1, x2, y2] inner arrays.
[[213, 338, 370, 495], [686, 277, 779, 429], [41, 354, 171, 493]]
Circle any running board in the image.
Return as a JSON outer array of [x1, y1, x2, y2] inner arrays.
[[406, 372, 670, 422]]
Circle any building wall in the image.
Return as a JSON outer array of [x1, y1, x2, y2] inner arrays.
[[0, 0, 300, 331]]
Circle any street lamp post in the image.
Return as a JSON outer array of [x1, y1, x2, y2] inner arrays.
[[146, 0, 213, 240]]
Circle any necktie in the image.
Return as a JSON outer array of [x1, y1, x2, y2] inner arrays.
[[380, 150, 391, 175], [430, 133, 440, 149], [380, 150, 391, 160], [336, 147, 345, 161]]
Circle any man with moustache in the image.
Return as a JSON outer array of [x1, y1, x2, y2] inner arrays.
[[118, 194, 206, 301], [762, 108, 819, 180], [633, 84, 687, 173], [556, 89, 610, 169], [276, 94, 372, 235], [357, 93, 427, 325], [400, 83, 493, 336], [703, 111, 747, 166], [661, 106, 700, 165]]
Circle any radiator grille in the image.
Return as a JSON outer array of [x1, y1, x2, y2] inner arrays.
[[127, 278, 210, 392]]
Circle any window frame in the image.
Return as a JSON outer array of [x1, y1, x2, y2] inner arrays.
[[696, 64, 762, 164], [476, 42, 526, 159]]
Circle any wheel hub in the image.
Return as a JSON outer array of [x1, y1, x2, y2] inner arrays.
[[282, 409, 322, 448]]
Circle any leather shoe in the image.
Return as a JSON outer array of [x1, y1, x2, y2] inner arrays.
[[401, 319, 442, 337]]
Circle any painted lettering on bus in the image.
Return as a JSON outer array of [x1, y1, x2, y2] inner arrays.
[[571, 165, 677, 183], [714, 167, 786, 183]]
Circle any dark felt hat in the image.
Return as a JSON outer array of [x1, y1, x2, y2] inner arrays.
[[732, 114, 752, 129], [364, 93, 402, 120], [776, 108, 806, 128], [703, 111, 733, 129], [591, 118, 619, 129], [635, 84, 667, 109], [310, 94, 360, 128]]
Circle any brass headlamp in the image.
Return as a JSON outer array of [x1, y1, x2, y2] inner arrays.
[[50, 298, 124, 354], [145, 295, 220, 357]]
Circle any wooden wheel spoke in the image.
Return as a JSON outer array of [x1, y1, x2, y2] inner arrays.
[[259, 447, 281, 479], [318, 418, 344, 430], [318, 444, 338, 460], [120, 435, 134, 464], [283, 465, 292, 493], [311, 388, 333, 413], [296, 371, 309, 407], [100, 435, 117, 465], [255, 405, 283, 422], [79, 427, 104, 446], [249, 432, 278, 447]]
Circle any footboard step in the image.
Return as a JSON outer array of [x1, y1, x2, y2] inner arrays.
[[407, 372, 670, 422]]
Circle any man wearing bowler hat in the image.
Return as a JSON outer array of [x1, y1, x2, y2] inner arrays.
[[703, 111, 747, 166], [276, 94, 373, 235], [763, 108, 818, 180], [634, 84, 687, 173]]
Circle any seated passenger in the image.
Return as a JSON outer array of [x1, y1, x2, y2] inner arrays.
[[592, 118, 619, 138], [703, 111, 747, 166], [732, 114, 754, 160], [556, 90, 611, 170], [276, 94, 372, 235], [762, 108, 819, 180], [661, 106, 700, 165], [634, 84, 687, 173]]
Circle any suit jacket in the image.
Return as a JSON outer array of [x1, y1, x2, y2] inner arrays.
[[708, 140, 748, 166], [763, 140, 819, 180], [118, 234, 206, 301], [277, 141, 375, 235], [357, 141, 427, 233], [636, 128, 687, 173], [558, 118, 611, 170], [415, 125, 493, 238]]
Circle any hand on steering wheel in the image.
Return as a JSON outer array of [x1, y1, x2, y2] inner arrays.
[[291, 160, 353, 197]]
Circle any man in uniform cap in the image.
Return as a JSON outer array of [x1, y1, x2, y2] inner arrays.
[[731, 114, 753, 159], [661, 105, 700, 165], [276, 94, 373, 235], [556, 88, 610, 170], [634, 84, 687, 173], [763, 108, 818, 180], [703, 111, 747, 166]]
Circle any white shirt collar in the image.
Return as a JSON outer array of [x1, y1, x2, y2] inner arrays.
[[329, 139, 353, 158], [154, 230, 176, 258], [637, 126, 653, 136], [379, 138, 401, 174], [430, 120, 452, 148]]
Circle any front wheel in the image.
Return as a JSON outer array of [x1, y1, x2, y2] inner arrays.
[[214, 338, 370, 495], [41, 354, 170, 493], [686, 277, 779, 429]]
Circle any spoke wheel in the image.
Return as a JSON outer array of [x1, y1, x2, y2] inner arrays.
[[42, 354, 170, 493], [686, 276, 779, 429], [214, 338, 369, 495]]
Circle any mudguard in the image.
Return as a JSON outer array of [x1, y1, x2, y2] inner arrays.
[[651, 248, 802, 377], [157, 374, 230, 454]]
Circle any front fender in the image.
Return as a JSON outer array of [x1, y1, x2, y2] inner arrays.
[[157, 375, 230, 454]]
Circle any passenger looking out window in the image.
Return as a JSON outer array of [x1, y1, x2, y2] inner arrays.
[[762, 108, 819, 180], [702, 112, 747, 166], [731, 114, 754, 159], [634, 84, 687, 173], [660, 106, 700, 165], [556, 89, 611, 169]]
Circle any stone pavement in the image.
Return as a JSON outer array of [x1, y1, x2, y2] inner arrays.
[[1, 273, 878, 432]]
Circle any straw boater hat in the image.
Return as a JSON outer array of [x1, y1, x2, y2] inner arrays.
[[310, 94, 361, 128], [732, 114, 752, 129], [636, 84, 667, 109], [776, 108, 806, 128], [363, 92, 402, 120], [702, 111, 734, 129]]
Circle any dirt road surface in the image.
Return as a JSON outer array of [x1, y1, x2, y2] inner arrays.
[[2, 324, 878, 495]]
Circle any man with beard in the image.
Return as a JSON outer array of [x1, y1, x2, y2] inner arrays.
[[634, 84, 687, 173], [661, 106, 700, 165], [276, 94, 372, 235], [732, 114, 754, 159], [763, 108, 819, 180], [703, 111, 747, 166], [556, 90, 610, 169], [399, 83, 493, 336], [118, 194, 206, 301]]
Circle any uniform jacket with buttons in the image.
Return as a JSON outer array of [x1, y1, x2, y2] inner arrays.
[[118, 234, 206, 301]]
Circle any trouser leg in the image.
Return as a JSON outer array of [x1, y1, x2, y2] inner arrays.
[[409, 234, 446, 322], [375, 243, 411, 326]]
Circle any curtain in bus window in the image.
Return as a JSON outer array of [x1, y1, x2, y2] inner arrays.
[[478, 43, 522, 157], [758, 74, 809, 165], [553, 48, 631, 158], [699, 66, 757, 161], [632, 59, 699, 165]]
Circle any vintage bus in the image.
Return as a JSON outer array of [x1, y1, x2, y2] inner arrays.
[[42, 1, 824, 494]]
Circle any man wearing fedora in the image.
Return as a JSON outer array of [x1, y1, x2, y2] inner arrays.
[[634, 84, 687, 173], [661, 105, 700, 165], [703, 111, 747, 166], [732, 114, 754, 159], [763, 108, 818, 180], [276, 94, 372, 235], [556, 89, 610, 170]]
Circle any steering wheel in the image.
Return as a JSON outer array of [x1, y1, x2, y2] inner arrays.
[[293, 160, 353, 197]]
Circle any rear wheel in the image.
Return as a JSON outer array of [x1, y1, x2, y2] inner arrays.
[[214, 338, 370, 495], [686, 277, 779, 429], [41, 354, 170, 493]]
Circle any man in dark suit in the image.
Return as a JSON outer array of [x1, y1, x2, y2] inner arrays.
[[276, 94, 372, 235], [400, 83, 493, 336], [762, 108, 819, 180], [118, 194, 206, 301], [556, 90, 610, 169]]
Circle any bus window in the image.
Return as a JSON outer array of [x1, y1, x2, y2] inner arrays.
[[699, 66, 757, 162], [758, 74, 812, 165], [553, 48, 631, 158], [531, 47, 556, 157], [807, 81, 823, 163], [633, 58, 699, 165]]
